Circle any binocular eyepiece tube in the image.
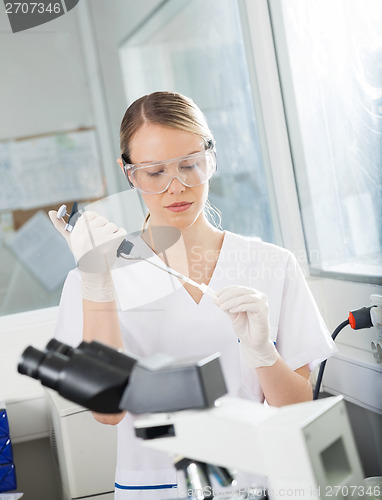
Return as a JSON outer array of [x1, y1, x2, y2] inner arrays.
[[18, 339, 138, 413], [19, 338, 227, 416]]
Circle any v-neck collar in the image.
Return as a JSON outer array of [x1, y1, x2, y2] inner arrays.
[[178, 230, 229, 306], [137, 230, 230, 306]]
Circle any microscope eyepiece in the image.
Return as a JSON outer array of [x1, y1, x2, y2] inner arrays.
[[18, 346, 71, 390], [45, 338, 74, 357], [18, 346, 46, 379]]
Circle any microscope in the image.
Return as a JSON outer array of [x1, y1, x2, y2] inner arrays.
[[18, 339, 364, 500]]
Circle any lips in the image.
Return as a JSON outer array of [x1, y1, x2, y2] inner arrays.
[[165, 201, 193, 212], [166, 202, 191, 207]]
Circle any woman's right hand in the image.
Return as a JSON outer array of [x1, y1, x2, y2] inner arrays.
[[49, 209, 126, 302], [49, 210, 126, 273], [92, 411, 126, 426]]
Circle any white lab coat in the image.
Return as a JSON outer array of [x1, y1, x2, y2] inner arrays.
[[55, 231, 337, 499]]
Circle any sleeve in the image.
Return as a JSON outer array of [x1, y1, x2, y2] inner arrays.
[[276, 253, 338, 371], [54, 269, 83, 347]]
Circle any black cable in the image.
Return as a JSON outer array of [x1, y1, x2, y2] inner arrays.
[[313, 319, 350, 400]]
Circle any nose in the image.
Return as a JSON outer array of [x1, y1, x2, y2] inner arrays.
[[166, 176, 186, 194]]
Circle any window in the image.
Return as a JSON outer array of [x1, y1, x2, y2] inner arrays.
[[119, 0, 278, 242], [0, 19, 103, 316], [270, 0, 382, 284]]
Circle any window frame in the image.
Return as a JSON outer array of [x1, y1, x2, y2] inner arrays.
[[267, 0, 382, 286], [239, 0, 309, 272], [242, 0, 381, 286]]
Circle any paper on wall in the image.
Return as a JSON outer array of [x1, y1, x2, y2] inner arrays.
[[6, 211, 75, 291], [0, 142, 24, 211], [0, 129, 105, 211]]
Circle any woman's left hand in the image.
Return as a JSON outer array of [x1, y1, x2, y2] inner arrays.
[[214, 285, 279, 368]]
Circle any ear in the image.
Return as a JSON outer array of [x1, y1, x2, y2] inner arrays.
[[117, 158, 124, 172], [118, 157, 134, 188]]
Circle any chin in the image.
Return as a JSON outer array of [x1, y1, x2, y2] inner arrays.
[[161, 208, 202, 230], [166, 214, 197, 230]]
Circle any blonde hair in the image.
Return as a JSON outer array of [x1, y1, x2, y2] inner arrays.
[[120, 91, 215, 162], [120, 91, 220, 228]]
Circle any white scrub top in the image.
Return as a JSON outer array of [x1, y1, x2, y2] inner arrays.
[[55, 231, 337, 499]]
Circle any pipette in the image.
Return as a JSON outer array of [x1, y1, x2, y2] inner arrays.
[[57, 202, 82, 232], [148, 258, 218, 300], [55, 202, 217, 300], [118, 245, 217, 300]]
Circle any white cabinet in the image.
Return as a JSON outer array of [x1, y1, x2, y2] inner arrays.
[[46, 390, 117, 500]]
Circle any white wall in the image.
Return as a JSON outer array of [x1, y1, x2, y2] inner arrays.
[[0, 7, 93, 140], [0, 0, 162, 171], [88, 0, 164, 165]]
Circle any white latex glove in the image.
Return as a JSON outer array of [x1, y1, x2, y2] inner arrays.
[[214, 285, 279, 368], [49, 210, 126, 302]]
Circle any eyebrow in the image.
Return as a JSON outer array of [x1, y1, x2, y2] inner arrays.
[[137, 150, 202, 165]]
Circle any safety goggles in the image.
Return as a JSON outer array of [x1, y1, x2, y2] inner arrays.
[[121, 144, 216, 194]]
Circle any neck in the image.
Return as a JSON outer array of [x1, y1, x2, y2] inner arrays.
[[143, 213, 224, 286], [180, 213, 220, 249], [142, 212, 223, 253], [146, 212, 221, 251]]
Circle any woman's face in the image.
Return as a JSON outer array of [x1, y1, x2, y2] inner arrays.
[[120, 123, 210, 230]]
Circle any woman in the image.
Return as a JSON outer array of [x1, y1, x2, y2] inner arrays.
[[50, 91, 337, 499]]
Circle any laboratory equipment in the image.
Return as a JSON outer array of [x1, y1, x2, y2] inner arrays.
[[56, 202, 82, 232], [117, 239, 218, 299], [313, 304, 378, 400], [18, 339, 365, 500], [56, 205, 69, 219], [0, 404, 17, 493], [137, 396, 364, 500], [18, 339, 227, 414]]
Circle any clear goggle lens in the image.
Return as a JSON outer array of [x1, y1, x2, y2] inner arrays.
[[123, 149, 216, 194]]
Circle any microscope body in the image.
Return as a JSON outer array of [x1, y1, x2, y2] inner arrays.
[[134, 396, 364, 500], [18, 340, 364, 500]]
